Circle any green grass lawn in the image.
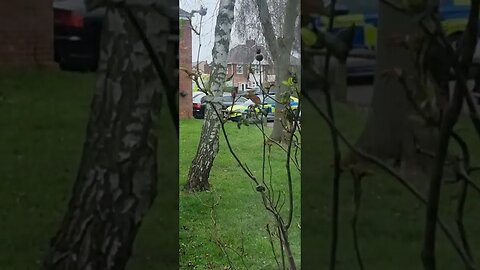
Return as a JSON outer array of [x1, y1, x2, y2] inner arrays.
[[0, 70, 301, 269], [2, 70, 480, 269], [179, 120, 301, 269], [302, 103, 480, 269]]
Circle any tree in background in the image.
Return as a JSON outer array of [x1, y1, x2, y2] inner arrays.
[[351, 1, 445, 185], [235, 0, 300, 143], [184, 0, 236, 192], [43, 1, 177, 268]]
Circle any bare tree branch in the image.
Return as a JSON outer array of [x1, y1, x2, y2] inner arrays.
[[254, 0, 280, 58]]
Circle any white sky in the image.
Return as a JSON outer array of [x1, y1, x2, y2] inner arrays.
[[179, 0, 300, 63], [180, 0, 241, 63]]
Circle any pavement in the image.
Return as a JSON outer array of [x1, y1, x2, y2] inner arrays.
[[345, 78, 480, 115], [343, 44, 480, 110]]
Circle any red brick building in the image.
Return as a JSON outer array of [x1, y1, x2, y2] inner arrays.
[[179, 9, 193, 119], [0, 1, 55, 68], [192, 60, 210, 75], [226, 40, 301, 92], [226, 40, 274, 92]]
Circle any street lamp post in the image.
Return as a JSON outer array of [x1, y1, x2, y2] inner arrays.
[[255, 49, 266, 125]]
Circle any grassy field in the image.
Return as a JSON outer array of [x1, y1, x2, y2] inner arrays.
[[0, 71, 300, 269], [301, 102, 480, 269], [2, 70, 480, 269], [179, 120, 301, 269]]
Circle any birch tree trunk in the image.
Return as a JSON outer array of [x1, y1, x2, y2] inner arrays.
[[184, 0, 236, 192], [43, 2, 174, 269]]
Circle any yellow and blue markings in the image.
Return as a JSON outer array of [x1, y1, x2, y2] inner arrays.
[[225, 97, 299, 120], [314, 1, 477, 50]]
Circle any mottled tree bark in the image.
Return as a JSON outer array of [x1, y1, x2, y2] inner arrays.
[[43, 2, 174, 269], [184, 0, 236, 192]]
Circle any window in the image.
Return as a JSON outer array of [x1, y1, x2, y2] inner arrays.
[[264, 97, 277, 105], [222, 95, 233, 103], [253, 65, 260, 74], [236, 65, 243, 74]]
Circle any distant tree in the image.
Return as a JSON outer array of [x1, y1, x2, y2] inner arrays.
[[42, 1, 176, 268], [235, 0, 300, 143], [351, 1, 446, 184], [184, 0, 236, 192]]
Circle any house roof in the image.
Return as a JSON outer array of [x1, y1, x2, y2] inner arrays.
[[227, 41, 301, 66], [227, 41, 273, 65]]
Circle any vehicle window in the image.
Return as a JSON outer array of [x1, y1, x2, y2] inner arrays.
[[222, 96, 233, 103], [337, 0, 454, 14], [337, 0, 377, 13], [193, 93, 206, 102], [235, 97, 248, 103], [264, 97, 276, 105]]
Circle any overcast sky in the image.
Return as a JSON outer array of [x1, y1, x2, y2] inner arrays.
[[180, 0, 241, 63]]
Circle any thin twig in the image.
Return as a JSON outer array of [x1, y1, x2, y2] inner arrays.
[[322, 0, 343, 268], [421, 0, 478, 267], [351, 170, 365, 270], [456, 171, 474, 264], [210, 194, 239, 269], [267, 224, 282, 269]]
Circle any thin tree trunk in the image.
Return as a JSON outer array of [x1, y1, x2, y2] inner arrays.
[[43, 4, 171, 269], [184, 0, 236, 192]]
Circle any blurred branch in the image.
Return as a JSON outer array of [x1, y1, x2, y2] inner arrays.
[[350, 170, 364, 270]]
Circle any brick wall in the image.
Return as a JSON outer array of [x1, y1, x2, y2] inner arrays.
[[0, 0, 56, 68], [227, 64, 249, 89], [179, 18, 192, 119]]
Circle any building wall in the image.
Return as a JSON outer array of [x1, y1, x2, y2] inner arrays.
[[0, 1, 55, 68], [179, 18, 192, 119], [226, 63, 274, 91], [194, 61, 211, 74], [226, 63, 250, 90]]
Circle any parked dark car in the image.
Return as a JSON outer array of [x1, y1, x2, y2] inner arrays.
[[221, 94, 248, 109], [53, 0, 105, 71]]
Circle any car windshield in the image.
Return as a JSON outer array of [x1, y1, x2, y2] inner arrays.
[[337, 0, 454, 14], [235, 97, 247, 103], [264, 97, 276, 105], [336, 0, 377, 13], [223, 95, 247, 104], [193, 92, 206, 103]]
